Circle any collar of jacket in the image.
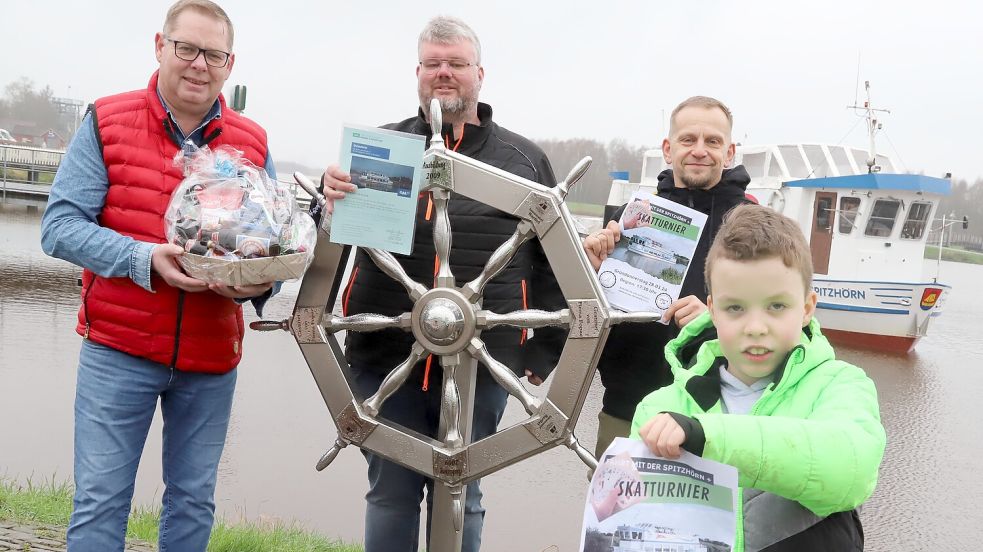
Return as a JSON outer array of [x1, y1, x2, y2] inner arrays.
[[666, 312, 833, 410], [412, 102, 494, 155], [656, 165, 751, 198]]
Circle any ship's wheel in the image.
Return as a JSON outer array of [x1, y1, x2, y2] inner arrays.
[[252, 101, 659, 550]]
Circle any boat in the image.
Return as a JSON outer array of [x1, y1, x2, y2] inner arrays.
[[626, 234, 676, 262], [605, 84, 959, 353]]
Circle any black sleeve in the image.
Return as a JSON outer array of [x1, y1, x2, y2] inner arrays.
[[667, 411, 706, 456]]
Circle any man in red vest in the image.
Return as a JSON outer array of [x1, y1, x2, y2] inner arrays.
[[40, 1, 272, 550]]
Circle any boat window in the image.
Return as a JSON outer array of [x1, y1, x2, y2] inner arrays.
[[815, 196, 833, 231], [767, 154, 784, 177], [742, 152, 766, 177], [838, 197, 861, 234], [829, 146, 853, 175], [803, 145, 833, 177], [901, 202, 932, 240], [779, 145, 808, 177], [864, 199, 901, 237]]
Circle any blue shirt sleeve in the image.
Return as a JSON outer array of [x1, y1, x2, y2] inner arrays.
[[40, 113, 157, 291]]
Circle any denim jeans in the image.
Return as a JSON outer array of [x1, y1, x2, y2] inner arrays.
[[67, 340, 237, 552], [352, 364, 508, 552]]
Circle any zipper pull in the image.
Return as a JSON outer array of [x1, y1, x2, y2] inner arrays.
[[83, 323, 90, 339]]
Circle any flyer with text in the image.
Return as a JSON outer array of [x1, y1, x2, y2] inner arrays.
[[330, 125, 426, 255], [580, 437, 737, 552], [598, 192, 707, 315]]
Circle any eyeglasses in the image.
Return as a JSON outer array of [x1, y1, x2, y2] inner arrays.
[[165, 37, 231, 68], [419, 59, 476, 74]]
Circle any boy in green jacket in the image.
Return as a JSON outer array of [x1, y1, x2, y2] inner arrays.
[[631, 204, 885, 552]]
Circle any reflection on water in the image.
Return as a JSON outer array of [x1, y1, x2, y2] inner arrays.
[[2, 202, 982, 550]]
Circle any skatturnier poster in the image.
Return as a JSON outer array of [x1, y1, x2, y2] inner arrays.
[[580, 438, 737, 552], [598, 192, 707, 315]]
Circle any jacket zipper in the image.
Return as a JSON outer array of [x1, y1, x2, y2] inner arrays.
[[169, 290, 186, 368], [82, 275, 95, 338]]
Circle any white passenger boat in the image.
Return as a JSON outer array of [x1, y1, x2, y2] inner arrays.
[[605, 86, 957, 353]]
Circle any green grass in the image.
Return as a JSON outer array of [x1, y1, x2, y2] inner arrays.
[[924, 245, 983, 265], [0, 477, 362, 551]]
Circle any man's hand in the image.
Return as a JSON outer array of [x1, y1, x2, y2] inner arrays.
[[320, 164, 357, 214], [151, 244, 208, 292], [524, 369, 544, 386], [661, 295, 707, 327], [208, 282, 274, 299], [583, 220, 621, 271], [638, 413, 686, 459]]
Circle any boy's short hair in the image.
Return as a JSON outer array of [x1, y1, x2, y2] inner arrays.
[[705, 204, 813, 294]]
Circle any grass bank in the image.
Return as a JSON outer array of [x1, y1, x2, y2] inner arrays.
[[0, 476, 361, 552], [924, 245, 983, 265]]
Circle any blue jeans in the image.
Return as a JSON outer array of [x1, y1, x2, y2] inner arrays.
[[352, 365, 508, 552], [67, 340, 237, 552]]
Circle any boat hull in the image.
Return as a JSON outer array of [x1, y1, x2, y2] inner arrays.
[[812, 278, 949, 353]]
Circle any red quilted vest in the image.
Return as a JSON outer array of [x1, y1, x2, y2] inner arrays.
[[76, 71, 269, 373]]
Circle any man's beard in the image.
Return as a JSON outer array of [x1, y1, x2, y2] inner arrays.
[[679, 170, 720, 190], [420, 87, 478, 122]]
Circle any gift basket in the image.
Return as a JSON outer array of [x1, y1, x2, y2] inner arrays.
[[164, 145, 317, 286]]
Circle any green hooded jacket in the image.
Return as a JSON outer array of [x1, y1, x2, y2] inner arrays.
[[630, 312, 885, 551]]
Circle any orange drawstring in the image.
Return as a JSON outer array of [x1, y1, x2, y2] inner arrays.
[[520, 279, 529, 344]]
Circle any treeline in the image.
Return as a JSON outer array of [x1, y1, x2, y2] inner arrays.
[[533, 138, 655, 208], [937, 177, 983, 239], [0, 78, 75, 140]]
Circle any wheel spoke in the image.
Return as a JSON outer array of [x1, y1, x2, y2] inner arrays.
[[322, 312, 412, 333], [477, 308, 570, 330], [432, 188, 455, 288], [461, 221, 535, 301], [439, 354, 463, 448], [364, 247, 428, 301], [362, 342, 426, 417], [468, 338, 539, 416]]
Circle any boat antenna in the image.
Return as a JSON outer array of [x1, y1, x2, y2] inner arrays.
[[847, 80, 891, 173]]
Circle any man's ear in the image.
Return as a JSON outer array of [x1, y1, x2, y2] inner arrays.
[[662, 138, 672, 164], [725, 142, 736, 168]]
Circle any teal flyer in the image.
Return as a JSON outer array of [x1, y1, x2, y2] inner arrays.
[[331, 125, 426, 255]]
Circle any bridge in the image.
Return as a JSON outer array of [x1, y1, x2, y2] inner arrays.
[[1, 144, 63, 205]]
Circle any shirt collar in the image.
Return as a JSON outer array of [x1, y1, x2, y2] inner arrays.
[[155, 88, 222, 143]]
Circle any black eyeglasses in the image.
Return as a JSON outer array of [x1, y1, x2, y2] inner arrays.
[[165, 37, 231, 68]]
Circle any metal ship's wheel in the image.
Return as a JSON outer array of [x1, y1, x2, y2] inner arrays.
[[252, 101, 659, 548]]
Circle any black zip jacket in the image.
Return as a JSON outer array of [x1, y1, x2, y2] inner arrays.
[[328, 103, 567, 383], [597, 166, 753, 420]]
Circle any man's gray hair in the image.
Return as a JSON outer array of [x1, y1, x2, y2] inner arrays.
[[418, 16, 481, 64]]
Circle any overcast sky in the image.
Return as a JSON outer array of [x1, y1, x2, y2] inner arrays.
[[6, 0, 982, 182]]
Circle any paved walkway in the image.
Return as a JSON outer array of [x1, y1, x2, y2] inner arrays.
[[0, 521, 156, 551]]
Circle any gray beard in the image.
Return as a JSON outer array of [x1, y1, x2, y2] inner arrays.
[[422, 95, 476, 123]]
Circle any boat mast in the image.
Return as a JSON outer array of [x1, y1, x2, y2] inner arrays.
[[848, 81, 891, 173]]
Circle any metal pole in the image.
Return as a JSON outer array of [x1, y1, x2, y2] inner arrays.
[[935, 214, 946, 282]]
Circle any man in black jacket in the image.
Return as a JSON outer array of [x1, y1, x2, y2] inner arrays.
[[315, 15, 565, 552], [584, 96, 754, 461]]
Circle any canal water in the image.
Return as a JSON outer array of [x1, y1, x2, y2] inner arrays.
[[1, 201, 981, 551]]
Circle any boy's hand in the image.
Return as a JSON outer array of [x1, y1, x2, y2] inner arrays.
[[583, 220, 621, 271], [662, 295, 707, 327], [639, 413, 686, 459]]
